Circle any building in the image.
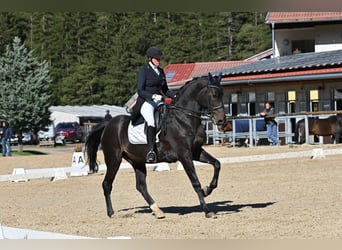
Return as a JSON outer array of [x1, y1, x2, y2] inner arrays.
[[165, 12, 342, 117], [266, 12, 342, 57], [164, 12, 342, 145], [219, 12, 342, 116], [49, 105, 128, 126]]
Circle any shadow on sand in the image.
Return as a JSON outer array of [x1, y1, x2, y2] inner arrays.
[[119, 200, 276, 216]]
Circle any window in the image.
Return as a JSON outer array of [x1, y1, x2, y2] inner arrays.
[[165, 71, 176, 82], [310, 90, 319, 112], [292, 40, 315, 54], [248, 92, 256, 102], [267, 91, 275, 102], [287, 90, 296, 113], [288, 91, 296, 102], [333, 89, 342, 110], [231, 93, 238, 103]]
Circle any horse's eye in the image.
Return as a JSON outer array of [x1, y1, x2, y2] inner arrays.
[[211, 89, 218, 97]]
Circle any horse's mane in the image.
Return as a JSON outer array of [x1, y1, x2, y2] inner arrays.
[[173, 75, 208, 102]]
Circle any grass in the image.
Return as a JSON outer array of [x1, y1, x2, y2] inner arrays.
[[11, 150, 47, 156]]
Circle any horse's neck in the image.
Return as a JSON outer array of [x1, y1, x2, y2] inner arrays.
[[174, 80, 207, 111]]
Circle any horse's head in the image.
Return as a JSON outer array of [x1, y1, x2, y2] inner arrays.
[[205, 72, 226, 126]]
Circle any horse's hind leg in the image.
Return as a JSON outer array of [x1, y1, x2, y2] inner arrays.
[[197, 148, 221, 197], [132, 163, 165, 219], [102, 149, 121, 218]]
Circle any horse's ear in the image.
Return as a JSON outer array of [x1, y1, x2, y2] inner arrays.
[[208, 72, 213, 82]]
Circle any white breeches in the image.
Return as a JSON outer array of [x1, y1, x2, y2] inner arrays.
[[141, 101, 155, 127]]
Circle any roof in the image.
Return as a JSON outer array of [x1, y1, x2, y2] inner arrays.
[[216, 49, 342, 84], [244, 48, 273, 61], [50, 105, 127, 118], [218, 49, 342, 76], [266, 12, 342, 24], [165, 61, 252, 87]]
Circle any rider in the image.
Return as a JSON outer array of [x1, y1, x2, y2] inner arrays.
[[131, 46, 175, 163]]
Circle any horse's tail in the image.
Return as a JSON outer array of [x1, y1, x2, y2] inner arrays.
[[85, 121, 107, 173]]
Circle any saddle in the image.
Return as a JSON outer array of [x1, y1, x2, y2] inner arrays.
[[128, 103, 168, 144]]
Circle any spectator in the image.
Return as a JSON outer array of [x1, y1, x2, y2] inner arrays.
[[104, 110, 112, 121], [260, 102, 278, 145], [1, 121, 12, 156]]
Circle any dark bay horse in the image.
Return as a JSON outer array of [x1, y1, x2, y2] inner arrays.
[[295, 115, 342, 144], [85, 73, 226, 219]]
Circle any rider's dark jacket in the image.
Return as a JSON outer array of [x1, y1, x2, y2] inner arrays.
[[131, 63, 175, 125]]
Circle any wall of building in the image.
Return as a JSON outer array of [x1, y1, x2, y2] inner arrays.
[[222, 79, 342, 116], [275, 28, 315, 56], [315, 24, 342, 52], [274, 24, 342, 57]]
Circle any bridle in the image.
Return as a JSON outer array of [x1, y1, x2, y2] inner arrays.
[[206, 84, 224, 125], [168, 84, 224, 125]]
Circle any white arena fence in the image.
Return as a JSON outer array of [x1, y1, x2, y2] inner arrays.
[[205, 111, 342, 147]]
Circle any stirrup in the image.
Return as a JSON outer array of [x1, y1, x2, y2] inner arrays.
[[146, 150, 157, 163]]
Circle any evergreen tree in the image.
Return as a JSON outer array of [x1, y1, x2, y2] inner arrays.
[[0, 37, 51, 147], [0, 12, 271, 107]]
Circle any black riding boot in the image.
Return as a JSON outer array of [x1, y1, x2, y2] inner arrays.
[[146, 126, 157, 163]]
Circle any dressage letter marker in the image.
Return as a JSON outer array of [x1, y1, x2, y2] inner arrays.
[[70, 152, 89, 176]]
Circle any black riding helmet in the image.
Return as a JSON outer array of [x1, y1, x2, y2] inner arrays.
[[146, 46, 163, 60]]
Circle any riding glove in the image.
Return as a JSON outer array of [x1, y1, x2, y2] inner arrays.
[[152, 94, 163, 103]]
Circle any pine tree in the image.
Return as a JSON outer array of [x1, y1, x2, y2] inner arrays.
[[0, 36, 51, 147], [0, 12, 271, 106]]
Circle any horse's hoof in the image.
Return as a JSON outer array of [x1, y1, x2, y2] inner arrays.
[[150, 203, 165, 219], [88, 169, 98, 174], [205, 212, 217, 219], [153, 211, 166, 219], [202, 186, 212, 197], [107, 210, 114, 218]]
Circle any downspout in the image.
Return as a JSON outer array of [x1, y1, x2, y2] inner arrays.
[[271, 22, 275, 58]]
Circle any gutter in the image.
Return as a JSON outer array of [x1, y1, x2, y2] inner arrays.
[[168, 72, 342, 90]]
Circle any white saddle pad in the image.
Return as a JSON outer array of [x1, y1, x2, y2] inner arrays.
[[128, 122, 160, 145], [128, 122, 147, 144]]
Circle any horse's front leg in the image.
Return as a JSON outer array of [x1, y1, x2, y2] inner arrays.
[[133, 163, 165, 219], [180, 157, 216, 218], [196, 148, 221, 197]]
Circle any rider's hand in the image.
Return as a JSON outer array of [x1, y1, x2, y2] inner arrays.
[[152, 94, 163, 102]]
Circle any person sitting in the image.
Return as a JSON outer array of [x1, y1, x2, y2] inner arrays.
[[131, 46, 175, 163]]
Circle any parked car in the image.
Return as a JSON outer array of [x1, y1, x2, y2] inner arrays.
[[38, 124, 62, 146], [10, 129, 35, 145], [22, 130, 33, 144], [55, 122, 84, 143]]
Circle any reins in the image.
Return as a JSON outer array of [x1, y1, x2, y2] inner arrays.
[[167, 85, 224, 124], [167, 104, 203, 119]]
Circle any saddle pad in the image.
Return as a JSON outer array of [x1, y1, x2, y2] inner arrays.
[[128, 122, 147, 144]]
